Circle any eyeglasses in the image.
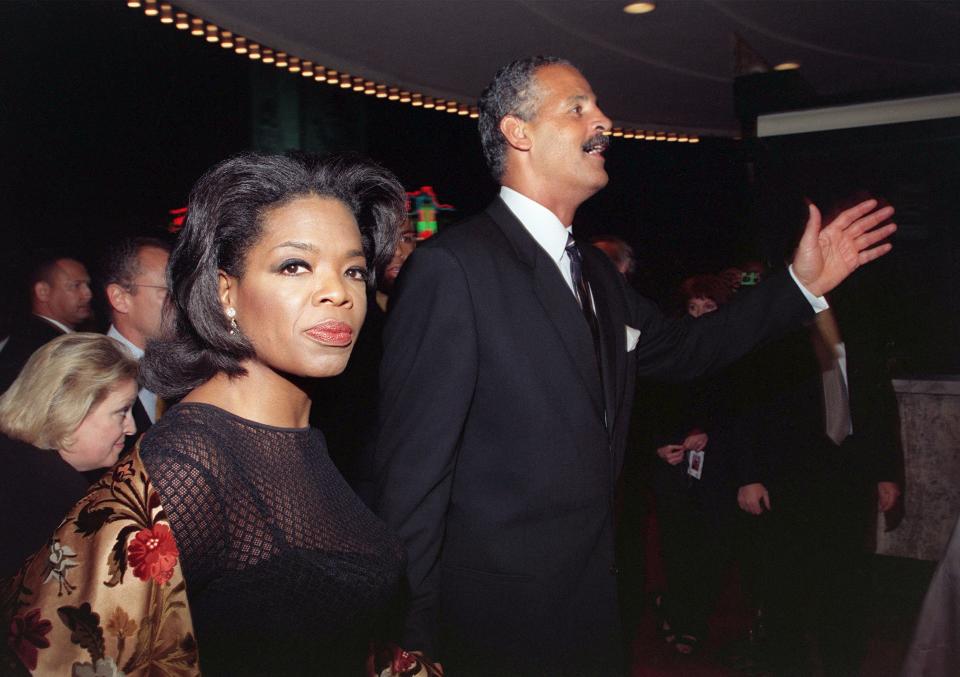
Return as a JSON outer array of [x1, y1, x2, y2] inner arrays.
[[126, 284, 169, 293]]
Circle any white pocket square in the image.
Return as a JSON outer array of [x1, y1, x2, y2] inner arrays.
[[625, 325, 641, 352]]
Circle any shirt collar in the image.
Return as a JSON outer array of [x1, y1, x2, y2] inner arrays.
[[499, 186, 572, 266], [35, 314, 72, 334], [107, 324, 144, 360]]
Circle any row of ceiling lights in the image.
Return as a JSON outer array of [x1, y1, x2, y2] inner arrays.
[[126, 0, 700, 143]]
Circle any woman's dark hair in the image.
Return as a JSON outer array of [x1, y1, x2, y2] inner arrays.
[[142, 151, 405, 398], [679, 274, 733, 307]]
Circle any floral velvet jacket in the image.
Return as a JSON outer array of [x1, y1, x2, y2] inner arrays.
[[1, 447, 199, 676]]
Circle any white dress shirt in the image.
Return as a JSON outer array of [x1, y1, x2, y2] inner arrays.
[[108, 325, 158, 424]]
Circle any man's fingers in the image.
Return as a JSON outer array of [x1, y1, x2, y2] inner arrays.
[[761, 492, 771, 511], [858, 242, 894, 265], [830, 198, 879, 229], [843, 206, 895, 238], [855, 222, 897, 249]]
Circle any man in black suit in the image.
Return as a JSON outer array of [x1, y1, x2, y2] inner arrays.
[[101, 237, 171, 454], [736, 302, 902, 676], [373, 56, 896, 675], [0, 256, 93, 393]]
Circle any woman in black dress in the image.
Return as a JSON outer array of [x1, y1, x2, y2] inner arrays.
[[138, 152, 409, 675]]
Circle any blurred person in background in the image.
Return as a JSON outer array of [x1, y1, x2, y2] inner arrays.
[[0, 332, 137, 577]]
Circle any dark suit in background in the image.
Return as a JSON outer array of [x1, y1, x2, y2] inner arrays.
[[0, 315, 65, 394], [740, 302, 901, 675], [374, 198, 812, 674]]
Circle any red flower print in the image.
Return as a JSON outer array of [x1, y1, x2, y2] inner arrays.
[[8, 608, 52, 671], [127, 524, 179, 585]]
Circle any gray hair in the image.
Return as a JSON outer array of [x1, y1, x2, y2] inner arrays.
[[478, 56, 571, 180]]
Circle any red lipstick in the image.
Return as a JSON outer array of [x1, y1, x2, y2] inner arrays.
[[306, 320, 353, 347]]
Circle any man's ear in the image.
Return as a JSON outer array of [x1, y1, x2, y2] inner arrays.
[[33, 280, 50, 303], [106, 283, 129, 314], [217, 270, 234, 311], [500, 115, 532, 152]]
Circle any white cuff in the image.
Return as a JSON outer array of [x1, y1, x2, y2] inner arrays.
[[788, 265, 829, 313]]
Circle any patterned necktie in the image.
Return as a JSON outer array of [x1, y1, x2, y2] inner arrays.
[[566, 235, 603, 376]]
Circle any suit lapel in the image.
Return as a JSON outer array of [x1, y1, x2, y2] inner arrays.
[[486, 200, 605, 417]]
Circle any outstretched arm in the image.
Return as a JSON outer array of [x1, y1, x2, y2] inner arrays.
[[791, 199, 896, 298]]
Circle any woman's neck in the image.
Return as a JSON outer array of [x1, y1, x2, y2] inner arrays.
[[182, 360, 311, 428]]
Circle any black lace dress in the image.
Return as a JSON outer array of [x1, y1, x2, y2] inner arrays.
[[139, 403, 405, 675]]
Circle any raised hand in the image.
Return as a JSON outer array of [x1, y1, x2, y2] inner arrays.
[[791, 199, 896, 297]]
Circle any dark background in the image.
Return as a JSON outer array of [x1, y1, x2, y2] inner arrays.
[[2, 1, 957, 375]]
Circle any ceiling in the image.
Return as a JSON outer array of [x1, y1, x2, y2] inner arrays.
[[176, 0, 960, 136]]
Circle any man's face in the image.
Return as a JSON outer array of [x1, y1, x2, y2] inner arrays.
[[520, 64, 612, 205], [42, 258, 93, 328], [124, 246, 170, 347], [379, 223, 417, 295]]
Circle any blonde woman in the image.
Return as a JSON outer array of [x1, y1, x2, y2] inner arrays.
[[0, 332, 138, 577]]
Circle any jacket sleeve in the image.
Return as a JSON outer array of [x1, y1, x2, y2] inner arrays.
[[373, 246, 479, 658], [628, 269, 813, 383]]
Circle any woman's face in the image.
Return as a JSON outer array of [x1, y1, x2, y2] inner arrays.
[[223, 194, 368, 379], [60, 379, 138, 472], [687, 296, 718, 318]]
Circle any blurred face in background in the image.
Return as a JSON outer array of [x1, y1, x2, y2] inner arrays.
[[38, 258, 93, 328], [379, 221, 417, 295], [687, 296, 718, 318]]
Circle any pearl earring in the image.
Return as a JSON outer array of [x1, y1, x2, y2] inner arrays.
[[226, 307, 238, 334]]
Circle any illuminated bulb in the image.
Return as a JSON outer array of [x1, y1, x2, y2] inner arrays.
[[774, 62, 800, 71], [325, 69, 339, 84], [376, 85, 388, 99], [623, 132, 635, 139], [288, 57, 301, 73], [174, 12, 189, 29], [275, 52, 288, 67], [469, 109, 479, 119], [234, 37, 248, 54], [458, 107, 469, 116], [411, 94, 423, 107], [314, 71, 327, 82], [667, 134, 677, 142], [352, 77, 364, 92], [612, 128, 624, 137], [340, 75, 353, 89], [677, 135, 689, 143], [388, 87, 400, 101], [689, 137, 700, 144], [219, 31, 234, 48], [127, 0, 142, 8], [143, 0, 159, 16], [423, 97, 435, 109], [190, 17, 204, 36], [602, 130, 612, 136], [261, 48, 275, 63], [205, 24, 219, 42], [623, 2, 655, 14], [364, 81, 376, 95], [399, 91, 412, 103], [435, 99, 447, 111], [159, 4, 173, 23], [449, 103, 462, 114], [644, 133, 656, 140], [300, 61, 313, 76], [249, 44, 262, 60]]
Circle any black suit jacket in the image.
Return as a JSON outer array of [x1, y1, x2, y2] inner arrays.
[[374, 198, 811, 673], [0, 315, 65, 394], [737, 311, 901, 493]]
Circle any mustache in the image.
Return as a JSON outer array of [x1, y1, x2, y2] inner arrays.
[[581, 133, 610, 153]]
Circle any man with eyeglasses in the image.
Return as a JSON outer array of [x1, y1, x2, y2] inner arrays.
[[101, 236, 171, 452]]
